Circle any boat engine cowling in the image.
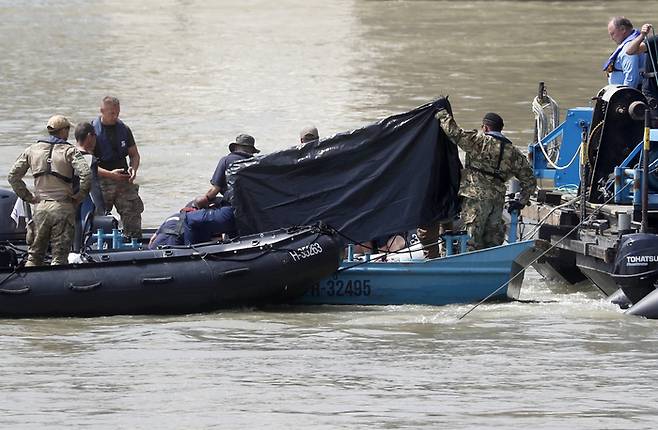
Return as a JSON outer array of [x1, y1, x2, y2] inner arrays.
[[612, 233, 658, 303]]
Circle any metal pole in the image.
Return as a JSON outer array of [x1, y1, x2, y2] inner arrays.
[[641, 109, 651, 233]]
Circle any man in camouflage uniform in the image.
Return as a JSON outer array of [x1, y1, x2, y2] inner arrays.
[[93, 96, 143, 239], [436, 109, 537, 251], [7, 115, 91, 266]]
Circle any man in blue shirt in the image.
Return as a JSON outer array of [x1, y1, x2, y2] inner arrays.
[[148, 196, 236, 249], [604, 17, 643, 89], [206, 134, 260, 201]]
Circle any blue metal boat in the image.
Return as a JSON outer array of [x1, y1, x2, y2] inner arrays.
[[296, 238, 537, 306]]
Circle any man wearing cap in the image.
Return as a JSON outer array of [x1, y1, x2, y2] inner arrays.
[[7, 115, 92, 266], [92, 96, 143, 239], [206, 133, 260, 201], [300, 125, 319, 144], [434, 109, 537, 251]]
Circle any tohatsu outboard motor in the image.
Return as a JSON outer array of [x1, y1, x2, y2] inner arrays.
[[612, 233, 658, 304]]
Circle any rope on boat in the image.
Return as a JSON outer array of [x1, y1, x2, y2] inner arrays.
[[533, 94, 572, 170], [458, 176, 638, 320]]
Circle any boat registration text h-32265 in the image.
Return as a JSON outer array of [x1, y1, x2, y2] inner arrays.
[[288, 242, 324, 262]]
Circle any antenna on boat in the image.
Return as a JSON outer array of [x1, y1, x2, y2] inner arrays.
[[641, 108, 651, 232]]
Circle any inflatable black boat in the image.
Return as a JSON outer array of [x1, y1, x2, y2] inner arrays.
[[0, 225, 341, 317]]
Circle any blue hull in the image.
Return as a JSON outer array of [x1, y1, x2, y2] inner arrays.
[[296, 240, 536, 305]]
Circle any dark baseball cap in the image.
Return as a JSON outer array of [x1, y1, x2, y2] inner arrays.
[[482, 112, 504, 131]]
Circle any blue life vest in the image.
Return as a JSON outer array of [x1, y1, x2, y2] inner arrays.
[[92, 117, 130, 166]]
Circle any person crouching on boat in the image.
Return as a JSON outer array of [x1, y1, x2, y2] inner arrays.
[[435, 109, 537, 251], [148, 195, 236, 249], [7, 115, 92, 266]]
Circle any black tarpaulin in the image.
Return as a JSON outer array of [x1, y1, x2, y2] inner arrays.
[[226, 98, 461, 243]]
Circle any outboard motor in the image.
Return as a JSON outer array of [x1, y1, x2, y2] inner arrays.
[[612, 233, 658, 304]]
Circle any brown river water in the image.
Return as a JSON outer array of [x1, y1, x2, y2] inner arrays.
[[2, 1, 658, 428]]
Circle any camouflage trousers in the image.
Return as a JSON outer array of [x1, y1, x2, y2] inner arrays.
[[460, 196, 505, 251], [27, 200, 75, 266], [417, 220, 454, 259], [99, 178, 144, 239]]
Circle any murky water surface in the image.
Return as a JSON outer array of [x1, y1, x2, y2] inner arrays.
[[2, 1, 658, 428]]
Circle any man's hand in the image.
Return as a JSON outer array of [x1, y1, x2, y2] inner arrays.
[[110, 168, 130, 182], [435, 96, 453, 116], [127, 166, 137, 183], [641, 23, 653, 36], [507, 200, 525, 214]]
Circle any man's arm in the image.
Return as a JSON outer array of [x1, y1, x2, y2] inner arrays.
[[127, 144, 140, 182], [512, 152, 537, 205], [69, 148, 92, 203], [436, 109, 486, 153], [7, 151, 38, 203], [206, 184, 222, 200], [208, 157, 228, 200], [626, 23, 651, 55]]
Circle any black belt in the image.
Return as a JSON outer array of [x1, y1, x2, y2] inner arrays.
[[642, 71, 657, 78]]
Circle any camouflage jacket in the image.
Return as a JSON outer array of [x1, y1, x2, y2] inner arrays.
[[436, 110, 537, 204]]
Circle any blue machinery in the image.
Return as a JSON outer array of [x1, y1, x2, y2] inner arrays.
[[91, 228, 140, 250], [613, 129, 658, 206], [529, 106, 592, 190], [529, 106, 658, 209]]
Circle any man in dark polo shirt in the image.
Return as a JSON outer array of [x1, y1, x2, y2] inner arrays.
[[92, 96, 144, 239], [205, 133, 260, 201]]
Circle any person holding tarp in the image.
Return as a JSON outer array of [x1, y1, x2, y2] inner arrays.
[[225, 98, 462, 249], [435, 108, 536, 251]]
